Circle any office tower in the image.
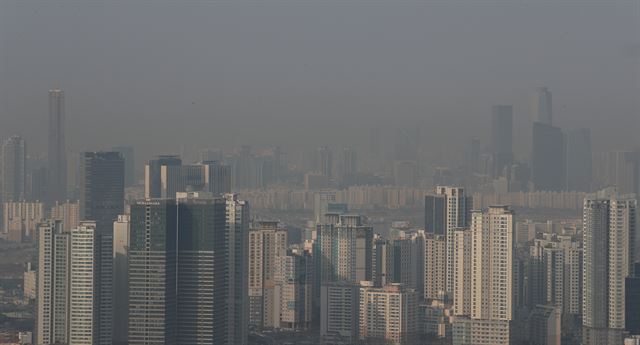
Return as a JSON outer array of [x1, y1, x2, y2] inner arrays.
[[48, 89, 67, 204], [248, 221, 288, 328], [144, 155, 182, 198], [112, 215, 129, 345], [112, 146, 135, 187], [225, 193, 249, 345], [315, 146, 333, 178], [424, 233, 447, 301], [317, 214, 373, 284], [128, 200, 178, 345], [176, 192, 228, 345], [605, 150, 640, 196], [1, 135, 27, 203], [372, 235, 389, 287], [50, 200, 80, 232], [430, 186, 472, 297], [2, 201, 44, 242], [358, 282, 418, 345], [532, 86, 553, 125], [491, 105, 513, 178], [36, 220, 68, 345], [320, 283, 360, 344], [452, 228, 471, 316], [80, 151, 124, 233], [566, 129, 593, 192], [529, 305, 562, 345], [28, 165, 48, 202], [275, 249, 314, 330], [582, 189, 637, 345], [452, 206, 515, 345], [531, 122, 566, 191]]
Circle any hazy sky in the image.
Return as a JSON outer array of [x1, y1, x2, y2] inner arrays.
[[1, 0, 639, 163]]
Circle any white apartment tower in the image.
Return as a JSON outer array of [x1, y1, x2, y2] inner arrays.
[[582, 189, 637, 345]]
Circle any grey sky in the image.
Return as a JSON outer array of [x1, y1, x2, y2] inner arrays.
[[1, 0, 639, 163]]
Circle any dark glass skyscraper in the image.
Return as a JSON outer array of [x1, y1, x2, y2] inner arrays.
[[566, 128, 592, 192], [48, 89, 67, 204], [80, 151, 125, 233], [128, 200, 178, 345]]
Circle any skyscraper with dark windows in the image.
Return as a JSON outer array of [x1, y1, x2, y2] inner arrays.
[[532, 86, 553, 125], [47, 89, 67, 205], [144, 155, 182, 198], [491, 105, 513, 178], [80, 151, 125, 233], [112, 146, 135, 187], [128, 200, 178, 345]]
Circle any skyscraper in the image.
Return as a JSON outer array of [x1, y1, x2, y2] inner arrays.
[[128, 200, 178, 345], [605, 150, 639, 196], [532, 122, 566, 191], [315, 146, 333, 178], [144, 157, 231, 199], [431, 186, 472, 297], [424, 233, 447, 301], [48, 89, 67, 204], [112, 215, 130, 345], [566, 128, 593, 192], [275, 249, 314, 330], [532, 87, 553, 125], [582, 189, 637, 345], [144, 155, 182, 198], [491, 105, 513, 178], [79, 151, 125, 233], [1, 135, 27, 203], [225, 193, 250, 345]]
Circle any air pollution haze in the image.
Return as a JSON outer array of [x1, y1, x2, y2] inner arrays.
[[1, 0, 638, 163]]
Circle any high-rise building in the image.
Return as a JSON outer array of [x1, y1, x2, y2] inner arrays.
[[225, 193, 249, 345], [582, 189, 637, 345], [1, 135, 27, 203], [565, 129, 592, 192], [532, 122, 566, 191], [112, 146, 135, 187], [275, 249, 314, 330], [452, 206, 515, 345], [529, 305, 561, 345], [36, 220, 68, 345], [248, 221, 288, 328], [424, 233, 447, 301], [491, 105, 513, 178], [80, 151, 124, 233], [48, 89, 67, 204], [317, 214, 373, 284], [431, 186, 472, 297], [338, 147, 357, 186], [532, 87, 553, 125], [112, 215, 129, 345], [176, 192, 229, 345], [128, 200, 178, 345], [36, 221, 111, 345], [452, 228, 471, 317], [358, 282, 418, 345]]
